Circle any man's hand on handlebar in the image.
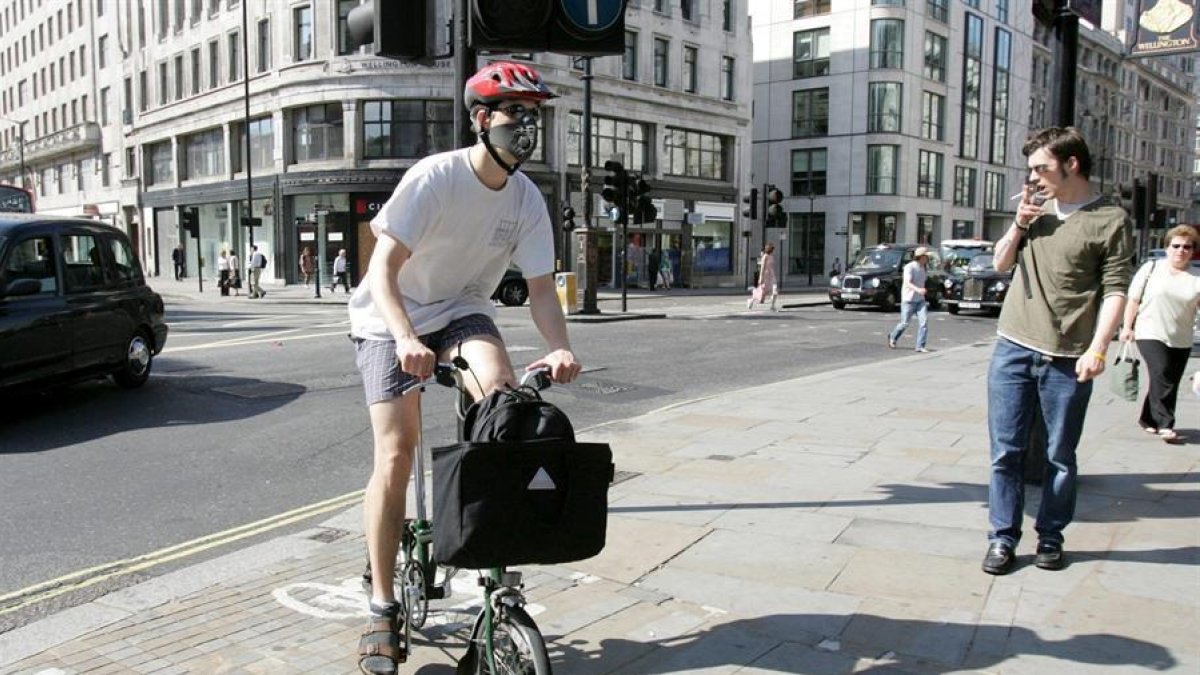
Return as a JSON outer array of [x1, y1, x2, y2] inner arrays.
[[395, 336, 436, 379], [527, 349, 581, 384]]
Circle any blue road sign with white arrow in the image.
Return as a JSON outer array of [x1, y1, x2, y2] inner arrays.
[[560, 0, 624, 33]]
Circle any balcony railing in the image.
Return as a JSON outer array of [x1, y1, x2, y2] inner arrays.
[[0, 122, 102, 172]]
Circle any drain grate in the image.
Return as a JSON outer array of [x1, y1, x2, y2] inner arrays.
[[307, 527, 351, 543], [706, 454, 736, 462], [611, 470, 641, 486]]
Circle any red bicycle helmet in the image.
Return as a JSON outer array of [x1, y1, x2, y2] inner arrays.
[[464, 61, 558, 110]]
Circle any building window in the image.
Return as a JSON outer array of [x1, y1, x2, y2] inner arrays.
[[157, 62, 168, 105], [208, 39, 219, 89], [623, 31, 637, 80], [665, 128, 727, 180], [147, 140, 173, 186], [794, 0, 830, 18], [791, 148, 827, 195], [917, 214, 938, 245], [654, 38, 668, 87], [866, 145, 899, 195], [139, 70, 148, 112], [996, 0, 1009, 22], [98, 35, 108, 69], [233, 116, 274, 172], [984, 171, 1005, 210], [792, 88, 829, 137], [961, 13, 983, 158], [952, 220, 975, 238], [191, 48, 202, 95], [174, 55, 184, 101], [338, 0, 358, 55], [990, 28, 1011, 165], [953, 166, 977, 207], [867, 82, 902, 133], [174, 0, 184, 32], [363, 100, 455, 159], [291, 103, 344, 163], [101, 153, 111, 187], [927, 0, 948, 21], [793, 28, 830, 79], [924, 31, 947, 82], [921, 91, 945, 141], [183, 127, 224, 179], [870, 19, 904, 69], [720, 56, 734, 101], [681, 0, 694, 21], [74, 160, 84, 192], [100, 87, 110, 126], [228, 30, 241, 82], [683, 46, 697, 93], [723, 0, 732, 31], [158, 0, 168, 38], [126, 147, 137, 178], [917, 150, 943, 198], [294, 5, 313, 62], [257, 19, 271, 72], [567, 113, 647, 172]]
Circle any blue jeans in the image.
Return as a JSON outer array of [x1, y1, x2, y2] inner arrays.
[[888, 298, 928, 349], [987, 338, 1093, 548]]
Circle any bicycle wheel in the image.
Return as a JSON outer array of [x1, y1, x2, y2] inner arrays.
[[472, 605, 552, 675], [401, 560, 429, 629]]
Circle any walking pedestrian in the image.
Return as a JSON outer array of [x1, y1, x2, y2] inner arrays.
[[228, 249, 242, 296], [829, 256, 842, 278], [172, 244, 185, 280], [887, 247, 931, 352], [347, 61, 580, 675], [1119, 225, 1200, 443], [217, 249, 231, 296], [747, 244, 778, 310], [332, 248, 350, 293], [248, 245, 267, 298], [981, 126, 1131, 576], [300, 246, 315, 287], [657, 250, 673, 290]]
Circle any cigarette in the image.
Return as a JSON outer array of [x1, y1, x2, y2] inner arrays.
[[1008, 192, 1024, 201]]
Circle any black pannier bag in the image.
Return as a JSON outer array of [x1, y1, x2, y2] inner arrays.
[[431, 385, 614, 568], [432, 440, 614, 568]]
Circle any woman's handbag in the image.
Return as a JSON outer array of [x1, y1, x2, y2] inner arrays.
[[751, 284, 765, 304], [1109, 342, 1140, 402]]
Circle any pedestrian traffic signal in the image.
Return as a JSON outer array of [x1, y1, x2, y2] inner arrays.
[[346, 0, 429, 62], [631, 177, 656, 224], [742, 188, 758, 220], [181, 209, 199, 239], [765, 186, 785, 228], [602, 160, 628, 225], [470, 0, 627, 56], [562, 205, 577, 231]]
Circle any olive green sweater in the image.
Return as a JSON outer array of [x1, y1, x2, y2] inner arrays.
[[997, 197, 1132, 357]]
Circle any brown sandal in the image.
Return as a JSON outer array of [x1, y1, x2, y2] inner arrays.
[[358, 614, 406, 674]]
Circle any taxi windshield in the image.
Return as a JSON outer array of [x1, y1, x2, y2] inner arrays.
[[851, 248, 903, 270], [967, 254, 996, 273]]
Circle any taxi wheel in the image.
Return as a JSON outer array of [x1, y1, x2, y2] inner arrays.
[[114, 331, 154, 389]]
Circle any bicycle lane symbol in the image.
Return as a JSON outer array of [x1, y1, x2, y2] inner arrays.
[[272, 575, 547, 625]]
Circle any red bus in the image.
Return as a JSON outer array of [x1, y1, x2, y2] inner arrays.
[[0, 183, 34, 213]]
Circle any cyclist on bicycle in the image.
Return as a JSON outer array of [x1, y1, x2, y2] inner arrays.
[[348, 61, 582, 675]]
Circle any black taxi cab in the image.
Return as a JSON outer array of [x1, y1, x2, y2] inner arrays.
[[0, 214, 168, 391]]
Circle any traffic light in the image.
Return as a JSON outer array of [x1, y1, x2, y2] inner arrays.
[[765, 186, 785, 228], [742, 188, 758, 221], [602, 160, 628, 225], [1133, 179, 1148, 229], [470, 0, 627, 56], [181, 209, 199, 239], [631, 177, 656, 224], [346, 0, 428, 62], [561, 205, 577, 231]]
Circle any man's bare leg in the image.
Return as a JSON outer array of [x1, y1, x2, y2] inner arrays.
[[442, 335, 516, 403], [364, 393, 421, 605]]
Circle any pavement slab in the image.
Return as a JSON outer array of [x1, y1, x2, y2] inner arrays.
[[2, 340, 1197, 674]]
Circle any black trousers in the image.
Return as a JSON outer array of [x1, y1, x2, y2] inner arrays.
[[1136, 339, 1191, 431]]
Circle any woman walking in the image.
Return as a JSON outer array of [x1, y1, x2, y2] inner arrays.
[[1120, 225, 1200, 443], [217, 249, 231, 296], [747, 243, 779, 310], [299, 246, 315, 287]]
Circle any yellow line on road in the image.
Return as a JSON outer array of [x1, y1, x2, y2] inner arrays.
[[0, 489, 364, 616]]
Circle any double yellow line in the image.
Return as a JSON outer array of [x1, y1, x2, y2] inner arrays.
[[0, 489, 364, 617]]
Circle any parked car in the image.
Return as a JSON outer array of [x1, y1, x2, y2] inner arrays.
[[828, 243, 946, 311], [492, 267, 529, 306], [939, 239, 994, 274], [0, 214, 168, 391], [942, 253, 1012, 315]]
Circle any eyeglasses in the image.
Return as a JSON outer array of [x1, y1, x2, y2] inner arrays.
[[492, 104, 540, 120], [1168, 243, 1194, 250]]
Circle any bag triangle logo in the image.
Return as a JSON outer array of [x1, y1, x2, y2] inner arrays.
[[527, 467, 557, 491]]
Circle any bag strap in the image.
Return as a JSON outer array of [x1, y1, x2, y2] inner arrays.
[[1137, 260, 1156, 303]]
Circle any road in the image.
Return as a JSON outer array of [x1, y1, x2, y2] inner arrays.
[[0, 294, 999, 630]]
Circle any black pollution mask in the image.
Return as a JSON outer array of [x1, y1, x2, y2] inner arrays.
[[480, 107, 540, 175]]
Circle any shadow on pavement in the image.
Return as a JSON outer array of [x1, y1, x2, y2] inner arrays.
[[0, 373, 305, 454], [548, 613, 1178, 673]]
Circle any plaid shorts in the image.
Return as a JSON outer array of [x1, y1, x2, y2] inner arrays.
[[353, 313, 502, 406]]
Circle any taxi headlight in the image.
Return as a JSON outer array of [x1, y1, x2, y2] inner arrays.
[[870, 278, 881, 288], [829, 275, 840, 287]]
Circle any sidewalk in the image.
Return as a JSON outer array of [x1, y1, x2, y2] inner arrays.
[[2, 343, 1196, 673]]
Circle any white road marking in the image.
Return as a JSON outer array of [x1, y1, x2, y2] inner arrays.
[[162, 329, 349, 354]]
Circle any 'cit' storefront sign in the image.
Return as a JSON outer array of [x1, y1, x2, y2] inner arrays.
[[1131, 0, 1200, 57], [354, 197, 389, 216]]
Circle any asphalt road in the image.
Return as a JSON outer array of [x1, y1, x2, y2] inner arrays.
[[0, 294, 999, 630]]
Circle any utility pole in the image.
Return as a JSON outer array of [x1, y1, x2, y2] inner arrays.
[[579, 57, 600, 314], [242, 0, 255, 255], [454, 0, 477, 149]]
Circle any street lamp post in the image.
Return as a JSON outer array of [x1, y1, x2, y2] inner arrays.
[[806, 189, 815, 286], [0, 116, 27, 191]]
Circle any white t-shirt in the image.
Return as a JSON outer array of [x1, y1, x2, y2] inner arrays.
[[901, 260, 927, 303], [348, 148, 554, 340], [1130, 260, 1200, 348]]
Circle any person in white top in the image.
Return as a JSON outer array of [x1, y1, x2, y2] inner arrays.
[[887, 246, 931, 352], [331, 248, 350, 293], [1120, 225, 1200, 442], [216, 249, 231, 296], [347, 61, 581, 675]]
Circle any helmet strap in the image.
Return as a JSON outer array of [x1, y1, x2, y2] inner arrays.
[[479, 129, 519, 176]]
